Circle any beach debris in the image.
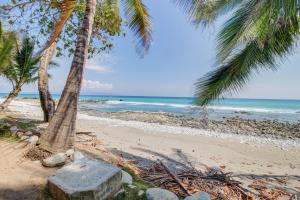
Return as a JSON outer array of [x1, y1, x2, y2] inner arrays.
[[248, 180, 295, 200], [27, 135, 39, 146], [139, 160, 252, 199], [47, 158, 122, 200], [121, 170, 133, 185], [42, 153, 67, 167], [146, 188, 179, 200], [184, 192, 211, 200], [75, 131, 100, 147], [70, 151, 85, 162], [65, 148, 75, 157], [25, 146, 52, 161], [158, 160, 192, 196]]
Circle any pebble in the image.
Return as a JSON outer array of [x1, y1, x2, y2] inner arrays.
[[146, 188, 178, 200], [121, 170, 133, 185], [184, 192, 211, 200], [42, 153, 67, 167]]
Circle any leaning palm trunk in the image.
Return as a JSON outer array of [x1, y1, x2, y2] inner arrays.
[[38, 42, 56, 122], [0, 83, 22, 111], [39, 0, 97, 153]]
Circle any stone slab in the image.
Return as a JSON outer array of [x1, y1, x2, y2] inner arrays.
[[47, 158, 122, 200]]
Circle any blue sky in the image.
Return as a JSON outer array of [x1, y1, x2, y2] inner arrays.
[[1, 1, 300, 99]]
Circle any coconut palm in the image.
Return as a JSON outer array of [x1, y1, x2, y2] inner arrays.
[[192, 0, 299, 105], [0, 37, 40, 111], [39, 0, 211, 152], [39, 0, 152, 153]]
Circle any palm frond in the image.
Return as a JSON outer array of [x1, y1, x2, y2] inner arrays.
[[196, 21, 298, 106], [122, 0, 152, 54], [216, 0, 299, 64], [3, 37, 40, 86], [173, 0, 243, 26], [41, 0, 76, 53]]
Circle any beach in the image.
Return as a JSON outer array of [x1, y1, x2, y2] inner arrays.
[[4, 98, 300, 196]]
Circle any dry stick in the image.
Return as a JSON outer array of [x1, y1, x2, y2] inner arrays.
[[158, 159, 192, 196]]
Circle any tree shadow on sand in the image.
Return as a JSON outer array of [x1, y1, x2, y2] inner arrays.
[[108, 147, 300, 198]]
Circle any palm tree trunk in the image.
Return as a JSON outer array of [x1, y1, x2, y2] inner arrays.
[[39, 0, 97, 153], [0, 84, 22, 111], [38, 42, 56, 122]]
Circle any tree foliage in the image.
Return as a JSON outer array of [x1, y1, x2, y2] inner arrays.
[[0, 21, 16, 72], [0, 0, 123, 57], [192, 0, 300, 105], [2, 37, 40, 88]]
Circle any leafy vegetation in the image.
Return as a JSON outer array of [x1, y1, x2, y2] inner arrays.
[[0, 37, 40, 110], [0, 0, 123, 57], [0, 21, 16, 72], [192, 0, 300, 105], [0, 124, 18, 140], [109, 168, 152, 200]]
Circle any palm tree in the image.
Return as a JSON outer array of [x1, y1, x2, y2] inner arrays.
[[39, 0, 151, 153], [192, 1, 299, 105], [39, 0, 210, 152], [0, 37, 40, 111]]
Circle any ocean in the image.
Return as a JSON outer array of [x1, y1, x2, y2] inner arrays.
[[1, 94, 300, 123]]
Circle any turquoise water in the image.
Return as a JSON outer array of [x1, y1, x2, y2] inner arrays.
[[1, 94, 300, 122]]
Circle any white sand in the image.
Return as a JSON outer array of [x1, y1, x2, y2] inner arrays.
[[6, 99, 300, 194]]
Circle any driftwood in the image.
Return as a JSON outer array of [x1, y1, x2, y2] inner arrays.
[[76, 131, 93, 135], [158, 160, 192, 196], [139, 161, 257, 199]]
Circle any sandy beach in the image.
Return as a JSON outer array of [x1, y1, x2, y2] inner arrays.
[[4, 98, 300, 197]]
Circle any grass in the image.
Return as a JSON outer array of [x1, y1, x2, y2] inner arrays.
[[108, 167, 153, 200], [0, 115, 36, 141], [0, 116, 36, 129], [0, 124, 18, 141]]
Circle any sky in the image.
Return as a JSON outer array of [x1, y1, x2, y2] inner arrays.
[[1, 1, 300, 99]]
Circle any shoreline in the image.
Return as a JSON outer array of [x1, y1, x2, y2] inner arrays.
[[3, 98, 300, 196], [6, 98, 300, 148]]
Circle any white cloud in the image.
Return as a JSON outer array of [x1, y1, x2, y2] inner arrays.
[[85, 64, 112, 73], [82, 79, 113, 91]]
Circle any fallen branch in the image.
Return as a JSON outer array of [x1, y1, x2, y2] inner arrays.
[[158, 159, 192, 196]]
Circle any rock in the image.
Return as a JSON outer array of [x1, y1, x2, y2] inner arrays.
[[138, 190, 144, 196], [20, 135, 29, 141], [27, 135, 39, 146], [16, 131, 24, 138], [10, 126, 18, 134], [65, 149, 74, 157], [42, 153, 67, 167], [70, 151, 85, 162], [184, 192, 211, 200], [24, 131, 33, 136], [146, 188, 178, 200], [121, 170, 133, 185], [47, 158, 122, 200], [128, 184, 136, 189]]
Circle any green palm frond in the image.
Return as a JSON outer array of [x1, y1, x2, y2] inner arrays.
[[122, 0, 152, 54], [3, 37, 40, 86], [196, 20, 298, 106], [173, 0, 243, 26], [195, 0, 300, 106]]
